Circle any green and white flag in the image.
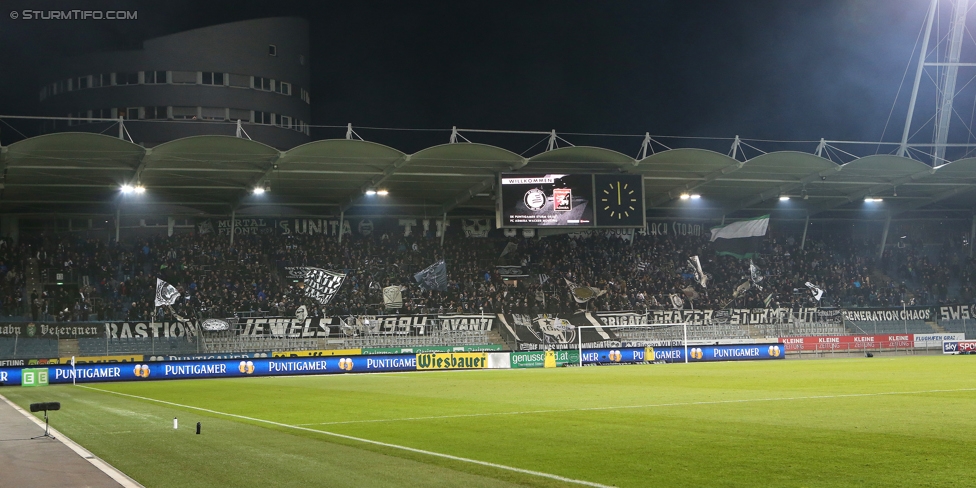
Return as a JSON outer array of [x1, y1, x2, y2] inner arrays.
[[709, 215, 769, 259]]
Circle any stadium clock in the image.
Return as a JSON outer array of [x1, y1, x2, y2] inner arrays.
[[594, 174, 645, 227]]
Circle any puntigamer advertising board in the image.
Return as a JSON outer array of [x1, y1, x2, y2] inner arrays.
[[0, 343, 785, 386]]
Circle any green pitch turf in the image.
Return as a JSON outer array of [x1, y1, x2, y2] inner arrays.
[[3, 355, 976, 487]]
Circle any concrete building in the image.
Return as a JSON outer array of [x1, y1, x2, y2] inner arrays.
[[36, 17, 311, 149]]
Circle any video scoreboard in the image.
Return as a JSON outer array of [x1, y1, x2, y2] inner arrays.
[[498, 173, 645, 228]]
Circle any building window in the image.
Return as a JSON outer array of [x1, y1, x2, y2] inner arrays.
[[253, 76, 273, 91], [91, 73, 109, 88], [229, 108, 251, 121], [76, 76, 89, 89], [145, 71, 167, 84], [125, 107, 140, 120], [253, 111, 273, 125], [201, 107, 226, 120], [56, 80, 66, 95], [278, 115, 292, 128], [171, 70, 197, 84], [115, 72, 139, 85], [269, 45, 277, 56], [299, 54, 305, 65], [228, 73, 250, 88], [276, 82, 291, 95], [144, 106, 167, 119], [202, 72, 224, 85], [172, 106, 198, 120], [300, 88, 310, 104], [39, 86, 48, 101]]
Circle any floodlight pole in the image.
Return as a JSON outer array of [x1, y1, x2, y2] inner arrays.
[[114, 205, 120, 242], [899, 0, 937, 158], [800, 212, 809, 250], [879, 212, 891, 258]]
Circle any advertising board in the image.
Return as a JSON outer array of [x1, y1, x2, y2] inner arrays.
[[943, 340, 976, 354], [415, 352, 487, 370]]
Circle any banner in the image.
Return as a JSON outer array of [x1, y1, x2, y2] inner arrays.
[[415, 352, 487, 370], [67, 355, 142, 364], [496, 313, 618, 350], [937, 304, 976, 321], [462, 218, 491, 238], [147, 352, 271, 362], [843, 307, 934, 322], [581, 344, 784, 364], [105, 321, 198, 339], [0, 323, 103, 338], [645, 221, 704, 237]]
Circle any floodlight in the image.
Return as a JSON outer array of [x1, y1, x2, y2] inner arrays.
[[377, 190, 389, 196], [689, 194, 701, 200], [365, 190, 377, 195], [121, 184, 134, 193], [134, 185, 146, 194], [679, 194, 690, 200], [864, 197, 883, 202], [779, 196, 790, 201], [252, 187, 266, 195]]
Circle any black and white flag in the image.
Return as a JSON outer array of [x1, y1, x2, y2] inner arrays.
[[383, 285, 405, 309], [732, 281, 751, 299], [155, 278, 180, 307], [288, 267, 347, 305], [564, 278, 605, 304], [415, 260, 449, 291], [538, 274, 550, 285], [669, 293, 685, 310], [637, 262, 650, 272], [805, 282, 824, 302], [749, 260, 763, 290], [500, 242, 518, 257], [688, 256, 708, 288]]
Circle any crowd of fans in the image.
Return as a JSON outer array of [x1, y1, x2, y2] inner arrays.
[[0, 224, 974, 323]]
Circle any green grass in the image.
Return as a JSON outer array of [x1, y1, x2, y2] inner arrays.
[[4, 355, 976, 487]]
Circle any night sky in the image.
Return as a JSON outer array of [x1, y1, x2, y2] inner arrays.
[[0, 0, 932, 154]]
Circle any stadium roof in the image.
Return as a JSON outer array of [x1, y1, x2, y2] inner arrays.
[[1, 132, 975, 221]]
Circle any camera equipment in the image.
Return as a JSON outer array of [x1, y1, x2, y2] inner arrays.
[[29, 402, 60, 440]]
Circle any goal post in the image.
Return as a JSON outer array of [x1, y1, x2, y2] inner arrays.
[[575, 323, 689, 367]]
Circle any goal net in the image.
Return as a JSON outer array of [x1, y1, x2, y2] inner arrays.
[[575, 323, 689, 366]]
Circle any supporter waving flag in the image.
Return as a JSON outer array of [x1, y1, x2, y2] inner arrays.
[[154, 278, 180, 307], [749, 260, 764, 291], [288, 267, 347, 305], [805, 281, 824, 302], [688, 256, 708, 288], [564, 278, 605, 304], [710, 215, 769, 259], [415, 260, 449, 291]]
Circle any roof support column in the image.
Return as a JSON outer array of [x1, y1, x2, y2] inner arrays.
[[878, 212, 891, 259], [970, 210, 975, 258], [118, 116, 124, 140], [229, 210, 236, 246], [338, 211, 344, 244], [800, 213, 809, 250], [440, 212, 447, 247], [115, 206, 120, 243]]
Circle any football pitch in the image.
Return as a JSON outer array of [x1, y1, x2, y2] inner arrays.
[[3, 355, 976, 487]]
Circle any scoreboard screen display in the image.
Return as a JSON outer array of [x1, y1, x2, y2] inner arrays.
[[498, 173, 645, 228]]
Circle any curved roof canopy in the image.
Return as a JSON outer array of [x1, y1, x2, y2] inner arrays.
[[1, 133, 973, 219]]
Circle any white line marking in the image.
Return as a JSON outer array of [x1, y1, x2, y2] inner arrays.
[[0, 393, 144, 488], [76, 385, 613, 488], [295, 387, 976, 426]]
